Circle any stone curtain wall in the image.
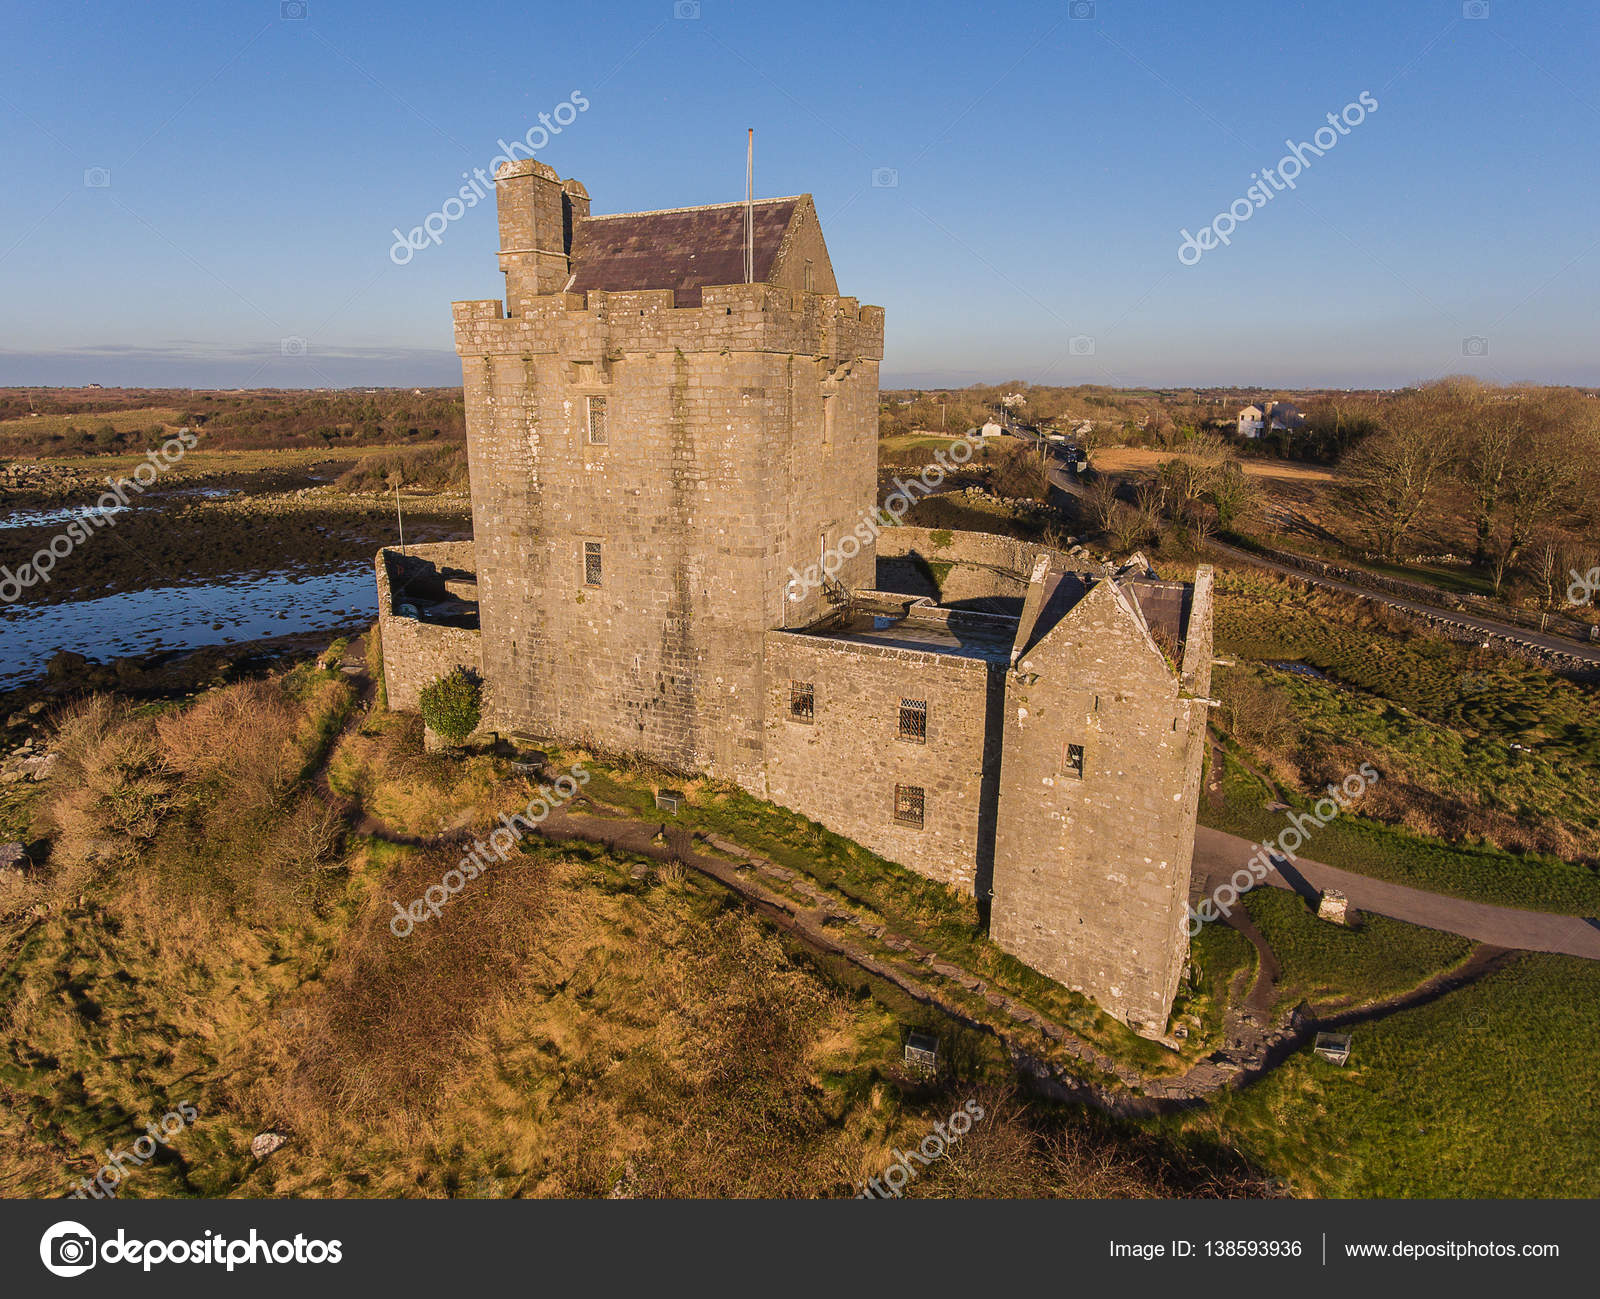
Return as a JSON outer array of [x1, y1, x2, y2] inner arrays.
[[761, 629, 999, 894], [376, 543, 482, 713], [876, 526, 1040, 610]]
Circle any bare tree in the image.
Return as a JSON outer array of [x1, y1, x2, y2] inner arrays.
[[1085, 474, 1121, 535], [1487, 392, 1585, 593], [1338, 387, 1459, 558]]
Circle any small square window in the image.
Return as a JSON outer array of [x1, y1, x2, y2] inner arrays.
[[586, 395, 607, 445], [583, 540, 603, 587], [894, 784, 925, 828], [789, 680, 814, 723], [898, 698, 927, 743], [1065, 742, 1085, 779]]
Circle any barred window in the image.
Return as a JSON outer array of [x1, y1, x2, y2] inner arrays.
[[587, 395, 607, 445], [1065, 742, 1085, 779], [583, 540, 603, 587], [898, 698, 927, 743], [894, 784, 925, 828], [789, 680, 814, 723]]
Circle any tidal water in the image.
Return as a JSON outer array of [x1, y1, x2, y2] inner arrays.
[[0, 564, 376, 688]]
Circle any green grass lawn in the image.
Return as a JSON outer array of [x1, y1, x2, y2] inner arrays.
[[1213, 569, 1600, 770], [1163, 952, 1600, 1196], [1201, 748, 1600, 915], [878, 433, 970, 457], [1243, 889, 1473, 1013], [1229, 660, 1600, 845]]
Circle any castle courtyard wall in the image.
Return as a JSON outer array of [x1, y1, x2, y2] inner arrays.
[[375, 542, 482, 713]]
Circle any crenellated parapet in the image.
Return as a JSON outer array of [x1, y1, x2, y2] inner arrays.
[[452, 283, 884, 364]]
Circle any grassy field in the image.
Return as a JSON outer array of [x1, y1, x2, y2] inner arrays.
[[23, 442, 423, 475], [1202, 746, 1600, 915], [531, 756, 1193, 1075], [0, 656, 1259, 1198], [1208, 563, 1600, 898], [1214, 568, 1600, 759], [878, 432, 972, 458], [1221, 659, 1600, 860], [0, 406, 185, 440], [1242, 889, 1474, 1013], [1162, 951, 1600, 1196]]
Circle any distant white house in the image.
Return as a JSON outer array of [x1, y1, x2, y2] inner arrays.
[[1238, 401, 1304, 438], [980, 419, 1004, 438]]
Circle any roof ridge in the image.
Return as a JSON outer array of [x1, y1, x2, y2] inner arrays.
[[580, 195, 807, 221]]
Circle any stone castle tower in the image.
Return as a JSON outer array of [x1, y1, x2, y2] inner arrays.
[[380, 158, 1211, 1037], [452, 159, 883, 786]]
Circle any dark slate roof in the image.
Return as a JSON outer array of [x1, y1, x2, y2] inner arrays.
[[1121, 578, 1191, 656], [1026, 570, 1190, 665], [566, 197, 800, 307]]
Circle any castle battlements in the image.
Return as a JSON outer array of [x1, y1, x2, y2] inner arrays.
[[453, 285, 885, 362]]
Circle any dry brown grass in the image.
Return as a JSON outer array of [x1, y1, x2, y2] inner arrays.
[[43, 696, 173, 890]]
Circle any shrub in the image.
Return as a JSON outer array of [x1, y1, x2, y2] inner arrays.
[[44, 696, 173, 884], [419, 668, 481, 745]]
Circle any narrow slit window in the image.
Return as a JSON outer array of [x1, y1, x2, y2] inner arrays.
[[789, 680, 814, 723], [894, 784, 926, 828], [898, 698, 927, 743], [1065, 742, 1085, 779], [586, 395, 608, 445], [822, 392, 834, 447], [583, 540, 603, 587], [804, 259, 814, 291]]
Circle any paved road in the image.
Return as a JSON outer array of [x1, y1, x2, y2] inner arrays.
[[1194, 825, 1600, 960]]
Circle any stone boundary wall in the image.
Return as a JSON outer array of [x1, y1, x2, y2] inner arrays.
[[1392, 604, 1600, 681], [877, 525, 1042, 577], [1228, 536, 1598, 643], [375, 542, 482, 713]]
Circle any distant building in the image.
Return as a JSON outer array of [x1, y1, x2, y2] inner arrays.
[[980, 419, 1003, 438], [1238, 401, 1304, 437], [1266, 401, 1304, 431]]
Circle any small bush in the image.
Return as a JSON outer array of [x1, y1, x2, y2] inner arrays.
[[419, 668, 481, 745]]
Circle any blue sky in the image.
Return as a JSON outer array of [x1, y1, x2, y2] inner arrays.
[[2, 0, 1596, 389]]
